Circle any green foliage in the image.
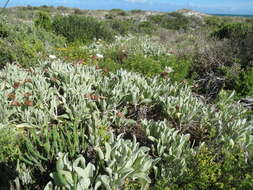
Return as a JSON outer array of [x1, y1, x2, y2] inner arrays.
[[0, 126, 20, 162], [205, 16, 221, 27], [1, 61, 253, 189], [130, 9, 143, 14], [18, 124, 88, 187], [123, 54, 162, 77], [0, 22, 9, 38], [110, 9, 128, 16], [0, 22, 65, 68], [212, 22, 252, 39], [2, 9, 253, 189], [56, 43, 92, 64], [34, 11, 52, 31], [137, 21, 156, 34], [236, 68, 253, 97], [45, 153, 95, 190], [108, 19, 134, 36], [149, 12, 189, 30], [52, 15, 114, 43]]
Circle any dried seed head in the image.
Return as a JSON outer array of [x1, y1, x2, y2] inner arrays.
[[13, 82, 21, 89], [11, 101, 21, 107], [24, 79, 32, 83], [24, 92, 33, 97], [24, 100, 33, 107], [176, 104, 180, 111], [7, 93, 16, 100], [116, 112, 125, 118]]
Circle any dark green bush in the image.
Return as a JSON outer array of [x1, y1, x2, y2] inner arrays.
[[110, 9, 128, 16], [235, 69, 253, 97], [109, 19, 134, 35], [130, 9, 143, 14], [137, 21, 156, 34], [149, 12, 189, 30], [34, 11, 52, 31], [0, 23, 9, 38], [52, 15, 114, 43], [212, 22, 252, 39]]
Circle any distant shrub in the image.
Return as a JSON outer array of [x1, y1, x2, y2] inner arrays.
[[110, 9, 128, 16], [137, 21, 156, 34], [212, 22, 252, 39], [34, 11, 52, 31], [73, 8, 88, 15], [205, 16, 224, 28], [149, 12, 189, 30], [130, 9, 143, 14], [52, 15, 114, 43], [109, 19, 134, 35]]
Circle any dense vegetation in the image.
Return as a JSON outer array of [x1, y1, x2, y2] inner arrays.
[[0, 5, 253, 190]]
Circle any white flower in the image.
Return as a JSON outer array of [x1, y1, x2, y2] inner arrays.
[[49, 55, 57, 59], [96, 53, 104, 59], [165, 67, 174, 73]]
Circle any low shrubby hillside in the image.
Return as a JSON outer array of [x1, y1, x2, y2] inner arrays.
[[1, 61, 253, 189], [0, 5, 253, 190]]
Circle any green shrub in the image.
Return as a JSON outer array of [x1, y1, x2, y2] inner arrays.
[[205, 16, 224, 28], [0, 127, 20, 163], [156, 55, 191, 81], [123, 54, 162, 77], [137, 21, 156, 34], [0, 23, 65, 68], [212, 22, 252, 39], [52, 15, 114, 43], [18, 124, 88, 188], [130, 9, 143, 14], [109, 19, 134, 35], [98, 52, 191, 80], [149, 12, 189, 30], [110, 8, 128, 16], [236, 69, 253, 97], [34, 11, 52, 31], [0, 22, 9, 38], [56, 42, 92, 63]]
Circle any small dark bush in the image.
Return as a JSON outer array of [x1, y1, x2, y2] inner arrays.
[[109, 19, 134, 35], [130, 9, 143, 14], [137, 21, 156, 34], [34, 11, 52, 31], [212, 22, 252, 39], [0, 22, 9, 38], [52, 15, 114, 43], [74, 8, 88, 15], [110, 9, 128, 16], [149, 12, 189, 30], [235, 69, 253, 97]]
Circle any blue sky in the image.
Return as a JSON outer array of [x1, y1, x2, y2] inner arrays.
[[2, 0, 253, 14]]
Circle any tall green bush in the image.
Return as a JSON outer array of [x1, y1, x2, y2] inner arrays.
[[34, 11, 52, 31], [52, 15, 114, 43], [212, 22, 252, 39]]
